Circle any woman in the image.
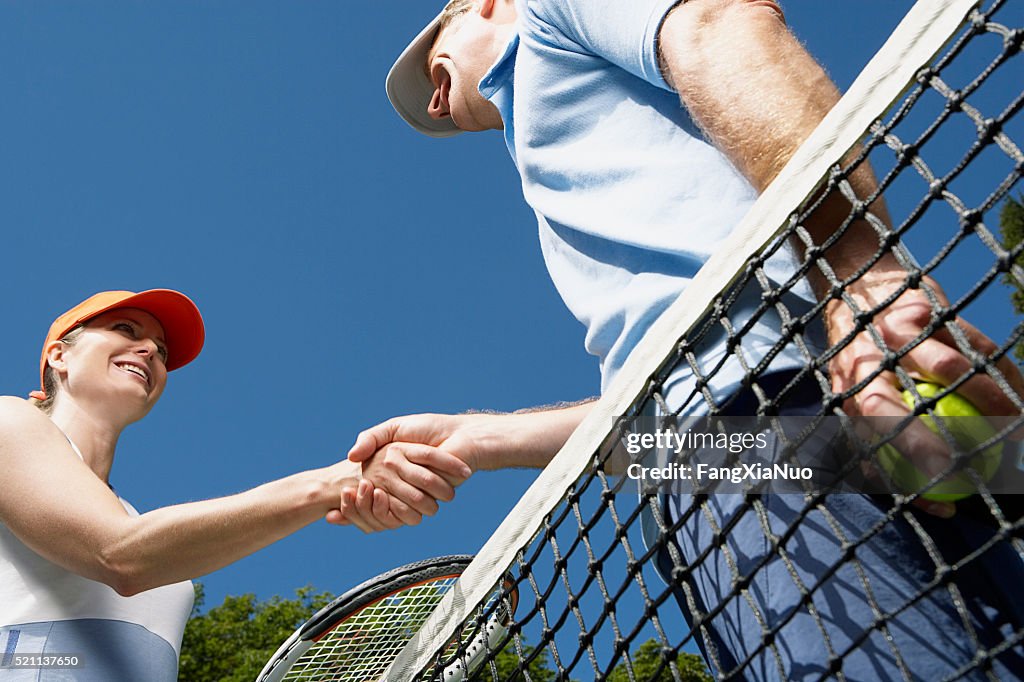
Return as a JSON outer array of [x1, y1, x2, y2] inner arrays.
[[0, 289, 470, 681]]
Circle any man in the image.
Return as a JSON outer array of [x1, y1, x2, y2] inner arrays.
[[339, 0, 1024, 678]]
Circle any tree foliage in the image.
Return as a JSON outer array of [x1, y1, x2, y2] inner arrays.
[[475, 640, 557, 682], [177, 586, 709, 682], [999, 193, 1024, 361], [178, 582, 333, 682], [607, 639, 712, 682], [473, 636, 709, 682]]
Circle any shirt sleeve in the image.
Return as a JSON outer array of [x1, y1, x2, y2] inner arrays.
[[521, 0, 686, 91]]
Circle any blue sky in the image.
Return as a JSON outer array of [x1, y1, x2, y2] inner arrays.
[[0, 0, 1018, 631]]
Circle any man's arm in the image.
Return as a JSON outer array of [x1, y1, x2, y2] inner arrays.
[[349, 402, 594, 471], [331, 402, 594, 530], [658, 0, 1023, 514], [660, 0, 833, 193], [659, 0, 897, 286], [658, 0, 1022, 402]]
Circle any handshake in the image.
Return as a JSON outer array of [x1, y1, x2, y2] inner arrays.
[[323, 405, 593, 533], [328, 413, 477, 533]]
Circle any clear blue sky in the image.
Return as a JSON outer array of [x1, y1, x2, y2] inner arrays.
[[0, 0, 1017, 620]]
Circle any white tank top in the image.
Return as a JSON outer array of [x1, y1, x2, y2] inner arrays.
[[0, 438, 194, 669]]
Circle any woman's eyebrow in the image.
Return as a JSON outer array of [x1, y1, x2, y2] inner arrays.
[[113, 315, 167, 347]]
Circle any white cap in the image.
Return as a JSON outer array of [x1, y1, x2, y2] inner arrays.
[[385, 11, 462, 138]]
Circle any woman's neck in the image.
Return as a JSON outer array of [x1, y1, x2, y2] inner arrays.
[[48, 400, 122, 483]]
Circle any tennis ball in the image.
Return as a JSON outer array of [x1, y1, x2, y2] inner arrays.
[[876, 382, 1002, 502]]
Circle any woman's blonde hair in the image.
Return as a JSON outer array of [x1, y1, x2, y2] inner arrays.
[[30, 325, 85, 415]]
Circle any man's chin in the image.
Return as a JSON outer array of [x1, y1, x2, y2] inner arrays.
[[452, 115, 496, 133]]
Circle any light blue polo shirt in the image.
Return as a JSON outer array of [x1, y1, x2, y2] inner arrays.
[[482, 0, 823, 412]]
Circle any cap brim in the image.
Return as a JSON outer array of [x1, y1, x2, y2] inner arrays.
[[115, 288, 204, 368], [385, 12, 462, 138], [91, 290, 206, 372]]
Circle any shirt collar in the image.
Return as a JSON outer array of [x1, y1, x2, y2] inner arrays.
[[478, 30, 519, 100]]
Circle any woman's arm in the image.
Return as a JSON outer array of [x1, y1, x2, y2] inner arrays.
[[0, 396, 462, 596]]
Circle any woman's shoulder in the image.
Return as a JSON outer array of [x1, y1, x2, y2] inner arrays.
[[0, 396, 56, 436], [0, 395, 43, 416], [0, 398, 74, 473]]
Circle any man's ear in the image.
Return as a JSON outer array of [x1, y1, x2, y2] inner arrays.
[[478, 0, 515, 23], [478, 0, 496, 19]]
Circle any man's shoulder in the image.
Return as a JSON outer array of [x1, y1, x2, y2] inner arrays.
[[516, 0, 582, 50]]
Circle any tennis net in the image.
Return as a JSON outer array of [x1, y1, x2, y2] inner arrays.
[[386, 0, 1024, 679]]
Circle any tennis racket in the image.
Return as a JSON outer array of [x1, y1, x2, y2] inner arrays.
[[256, 555, 518, 682]]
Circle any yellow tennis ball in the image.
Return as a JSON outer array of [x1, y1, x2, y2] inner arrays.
[[876, 382, 1003, 502]]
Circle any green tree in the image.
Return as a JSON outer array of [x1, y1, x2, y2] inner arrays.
[[607, 639, 712, 682], [178, 583, 333, 682], [999, 192, 1024, 361], [475, 640, 557, 682]]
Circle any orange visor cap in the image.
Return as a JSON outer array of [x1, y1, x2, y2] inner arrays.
[[31, 289, 205, 400]]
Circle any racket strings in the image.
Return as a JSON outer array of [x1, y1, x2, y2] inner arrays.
[[281, 578, 461, 681]]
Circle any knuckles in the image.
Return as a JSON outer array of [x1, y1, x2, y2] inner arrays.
[[856, 389, 898, 416], [928, 353, 965, 382]]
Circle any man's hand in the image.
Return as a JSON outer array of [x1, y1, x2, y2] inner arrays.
[[361, 439, 473, 518], [334, 414, 504, 533], [348, 413, 497, 474], [334, 405, 593, 530], [827, 271, 1024, 514], [325, 439, 473, 533]]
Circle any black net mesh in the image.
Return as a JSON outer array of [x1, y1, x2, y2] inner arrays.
[[414, 2, 1024, 680]]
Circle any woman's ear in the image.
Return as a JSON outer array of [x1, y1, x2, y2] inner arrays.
[[45, 340, 68, 376]]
